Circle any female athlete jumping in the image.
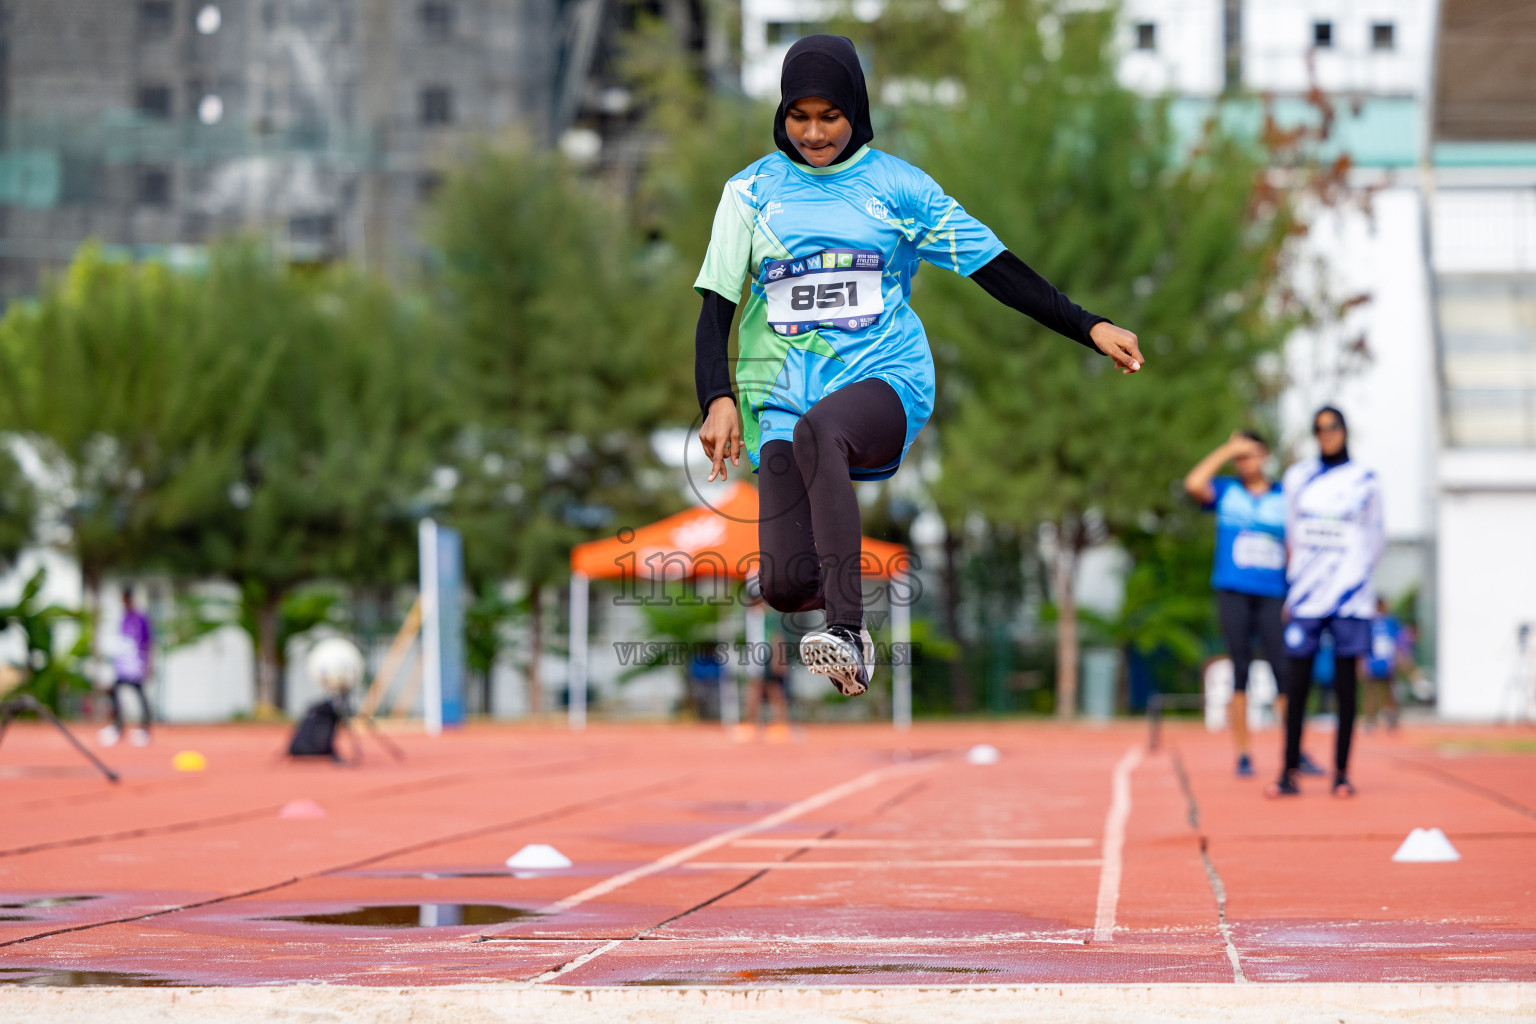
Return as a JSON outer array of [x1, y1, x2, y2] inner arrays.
[[695, 35, 1142, 696]]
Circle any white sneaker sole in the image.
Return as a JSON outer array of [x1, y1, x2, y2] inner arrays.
[[800, 630, 870, 697]]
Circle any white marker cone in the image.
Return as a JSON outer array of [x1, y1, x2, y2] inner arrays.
[[505, 843, 573, 870], [1391, 827, 1461, 863], [966, 744, 1000, 766], [278, 798, 327, 820]]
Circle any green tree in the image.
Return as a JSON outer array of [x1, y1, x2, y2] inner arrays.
[[0, 445, 35, 571], [429, 141, 690, 712], [839, 1, 1313, 715], [0, 568, 90, 713], [0, 244, 453, 713], [152, 254, 452, 712]]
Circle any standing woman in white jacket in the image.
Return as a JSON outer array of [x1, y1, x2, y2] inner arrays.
[[1266, 406, 1385, 799]]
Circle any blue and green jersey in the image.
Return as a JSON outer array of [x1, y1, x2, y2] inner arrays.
[[694, 145, 1004, 479]]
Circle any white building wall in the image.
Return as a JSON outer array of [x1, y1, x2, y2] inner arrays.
[[1117, 0, 1223, 96], [1242, 0, 1435, 96], [1281, 187, 1438, 548], [1436, 453, 1536, 720]]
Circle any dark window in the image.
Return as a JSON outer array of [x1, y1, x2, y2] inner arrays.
[[1312, 20, 1332, 48], [420, 86, 452, 126], [289, 214, 335, 241], [139, 1, 174, 38], [419, 1, 453, 39], [1135, 22, 1156, 51], [138, 167, 172, 206], [138, 83, 173, 119], [1372, 22, 1395, 50]]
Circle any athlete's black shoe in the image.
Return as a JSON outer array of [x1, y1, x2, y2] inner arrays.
[[1297, 752, 1326, 776], [1264, 773, 1300, 798], [800, 624, 873, 697]]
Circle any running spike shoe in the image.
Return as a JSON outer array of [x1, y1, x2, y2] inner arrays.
[[1297, 751, 1326, 776], [1236, 753, 1254, 777], [800, 624, 873, 697]]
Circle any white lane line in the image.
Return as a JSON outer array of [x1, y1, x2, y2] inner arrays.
[[686, 859, 1103, 870], [1092, 744, 1144, 943], [731, 837, 1095, 849], [530, 939, 622, 984], [536, 759, 932, 916]]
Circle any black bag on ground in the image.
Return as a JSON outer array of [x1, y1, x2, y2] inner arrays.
[[288, 697, 346, 758]]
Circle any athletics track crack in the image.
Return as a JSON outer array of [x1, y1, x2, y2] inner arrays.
[[0, 753, 615, 860], [517, 770, 937, 983], [1168, 743, 1246, 983], [1392, 756, 1536, 822], [0, 774, 691, 949]]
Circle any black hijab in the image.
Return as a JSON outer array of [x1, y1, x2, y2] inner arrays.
[[774, 35, 874, 166], [1315, 405, 1349, 467]]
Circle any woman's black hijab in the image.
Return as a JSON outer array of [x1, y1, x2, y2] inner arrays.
[[774, 34, 874, 166], [1315, 405, 1349, 467]]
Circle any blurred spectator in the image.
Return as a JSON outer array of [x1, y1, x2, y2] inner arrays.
[[687, 643, 724, 721], [99, 587, 153, 748], [738, 589, 792, 743], [1184, 430, 1289, 777], [1362, 597, 1403, 731], [1267, 406, 1385, 800]]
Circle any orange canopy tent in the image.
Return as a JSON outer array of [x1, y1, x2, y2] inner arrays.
[[565, 482, 914, 730], [571, 482, 910, 581]]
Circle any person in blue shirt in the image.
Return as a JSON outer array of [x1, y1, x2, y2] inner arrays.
[[1185, 431, 1312, 777], [1362, 597, 1402, 731], [694, 35, 1144, 697]]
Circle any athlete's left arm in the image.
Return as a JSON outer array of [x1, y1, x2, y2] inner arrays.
[[1362, 474, 1386, 565], [970, 251, 1143, 374]]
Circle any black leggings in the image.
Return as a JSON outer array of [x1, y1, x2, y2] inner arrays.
[[1215, 590, 1285, 693], [757, 378, 907, 630], [1284, 654, 1357, 777]]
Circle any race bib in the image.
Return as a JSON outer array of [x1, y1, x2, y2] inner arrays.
[[1295, 517, 1354, 550], [1231, 530, 1284, 571], [763, 249, 885, 335]]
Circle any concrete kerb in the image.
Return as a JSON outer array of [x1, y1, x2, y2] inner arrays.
[[2, 983, 1534, 1023]]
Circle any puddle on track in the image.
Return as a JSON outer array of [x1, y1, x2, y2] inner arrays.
[[0, 968, 184, 987], [627, 964, 1000, 985], [262, 904, 538, 928], [0, 896, 101, 910]]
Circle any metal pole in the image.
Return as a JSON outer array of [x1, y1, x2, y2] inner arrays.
[[719, 603, 739, 729], [892, 570, 912, 731], [568, 572, 588, 731]]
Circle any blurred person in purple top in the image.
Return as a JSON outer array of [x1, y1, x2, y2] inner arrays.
[[99, 587, 153, 748]]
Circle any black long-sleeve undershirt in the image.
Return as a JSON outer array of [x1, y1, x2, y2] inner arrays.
[[695, 288, 739, 416], [694, 249, 1108, 416], [968, 249, 1109, 350]]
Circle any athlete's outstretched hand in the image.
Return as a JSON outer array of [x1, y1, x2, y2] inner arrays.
[[700, 396, 743, 482], [1089, 322, 1145, 375]]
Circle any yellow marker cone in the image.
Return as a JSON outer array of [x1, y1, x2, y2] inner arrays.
[[172, 750, 207, 772]]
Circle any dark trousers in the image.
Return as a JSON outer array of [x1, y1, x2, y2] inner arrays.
[[1284, 655, 1357, 777], [110, 680, 151, 731], [756, 378, 907, 630]]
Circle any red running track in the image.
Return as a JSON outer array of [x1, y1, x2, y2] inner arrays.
[[0, 718, 1533, 988]]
